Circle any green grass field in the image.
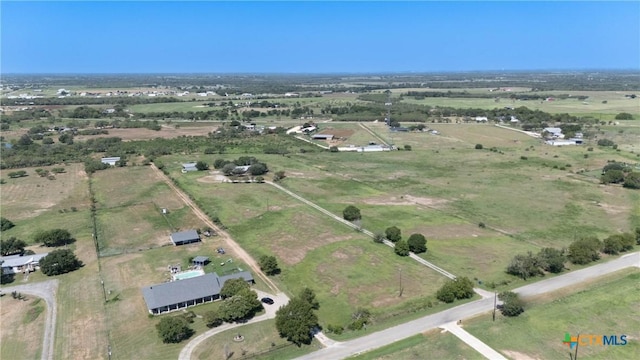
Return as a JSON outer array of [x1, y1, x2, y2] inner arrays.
[[192, 319, 321, 360], [349, 330, 484, 360], [465, 269, 640, 360]]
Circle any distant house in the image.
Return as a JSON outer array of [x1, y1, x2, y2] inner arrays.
[[475, 116, 488, 122], [170, 230, 200, 246], [182, 162, 198, 172], [543, 127, 564, 139], [101, 157, 121, 166], [390, 127, 409, 132], [1, 253, 49, 275], [312, 134, 334, 140], [141, 271, 254, 315]]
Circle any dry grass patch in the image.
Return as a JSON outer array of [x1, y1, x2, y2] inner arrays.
[[0, 296, 46, 360], [0, 163, 89, 220], [74, 125, 216, 142]]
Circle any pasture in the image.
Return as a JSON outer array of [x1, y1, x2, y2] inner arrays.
[[465, 269, 640, 360], [0, 296, 46, 360], [0, 163, 89, 221], [401, 90, 640, 118]]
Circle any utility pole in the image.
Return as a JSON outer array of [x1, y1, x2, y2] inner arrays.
[[493, 292, 497, 321]]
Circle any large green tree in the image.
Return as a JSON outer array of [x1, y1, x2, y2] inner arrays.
[[0, 237, 27, 256], [275, 297, 318, 346], [219, 289, 262, 322], [342, 205, 362, 222], [298, 288, 319, 310], [34, 229, 74, 247], [220, 278, 250, 299], [536, 247, 565, 273], [39, 249, 82, 276], [507, 252, 542, 280], [436, 277, 474, 303], [407, 233, 427, 254], [385, 226, 402, 243], [394, 240, 410, 256], [499, 291, 524, 317], [259, 255, 280, 275], [156, 316, 194, 343]]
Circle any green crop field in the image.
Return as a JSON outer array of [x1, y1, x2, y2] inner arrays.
[[465, 269, 640, 360]]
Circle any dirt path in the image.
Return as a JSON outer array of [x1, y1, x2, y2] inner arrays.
[[1, 279, 59, 360], [358, 123, 389, 146], [149, 164, 279, 293]]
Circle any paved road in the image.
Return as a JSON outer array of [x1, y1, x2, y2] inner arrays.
[[295, 252, 640, 360], [1, 279, 59, 360], [178, 290, 289, 360], [440, 322, 507, 360]]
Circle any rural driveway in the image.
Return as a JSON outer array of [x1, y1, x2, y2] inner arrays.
[[1, 279, 59, 360], [440, 321, 507, 360], [178, 290, 289, 360], [150, 163, 279, 293], [295, 252, 640, 360]]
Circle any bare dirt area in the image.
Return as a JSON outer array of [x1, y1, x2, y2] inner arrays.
[[359, 194, 450, 209], [74, 125, 216, 142], [320, 128, 355, 139], [0, 296, 46, 360], [271, 232, 354, 266]]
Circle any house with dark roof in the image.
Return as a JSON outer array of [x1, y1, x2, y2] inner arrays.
[[141, 271, 254, 314], [170, 230, 200, 246]]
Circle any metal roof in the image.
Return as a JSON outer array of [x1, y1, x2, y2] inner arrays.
[[0, 253, 49, 268], [170, 230, 200, 244], [141, 271, 254, 310], [193, 256, 209, 263]]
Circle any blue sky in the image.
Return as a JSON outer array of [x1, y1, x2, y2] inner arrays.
[[2, 1, 639, 73]]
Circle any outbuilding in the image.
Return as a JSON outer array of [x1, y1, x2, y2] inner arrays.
[[170, 230, 201, 246]]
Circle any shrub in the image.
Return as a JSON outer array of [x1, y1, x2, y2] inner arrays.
[[568, 237, 602, 265], [436, 277, 474, 303], [475, 144, 483, 150], [373, 232, 385, 244], [0, 217, 15, 231], [499, 291, 524, 317], [597, 139, 615, 147], [342, 205, 362, 221], [385, 226, 402, 242], [394, 240, 410, 256], [156, 316, 194, 343], [407, 233, 427, 254]]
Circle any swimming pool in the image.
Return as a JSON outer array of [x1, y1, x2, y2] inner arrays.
[[173, 269, 205, 281]]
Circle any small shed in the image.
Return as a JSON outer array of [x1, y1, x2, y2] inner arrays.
[[192, 256, 209, 266]]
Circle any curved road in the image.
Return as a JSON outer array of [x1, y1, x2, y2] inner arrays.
[[178, 290, 289, 360], [1, 279, 59, 360], [295, 252, 640, 359]]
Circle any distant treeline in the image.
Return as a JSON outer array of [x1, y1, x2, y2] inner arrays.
[[405, 91, 590, 101], [4, 96, 184, 106]]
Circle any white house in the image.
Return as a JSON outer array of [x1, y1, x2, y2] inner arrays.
[[1, 253, 49, 275], [182, 162, 198, 172], [475, 116, 488, 122], [101, 157, 121, 166], [543, 127, 564, 139]]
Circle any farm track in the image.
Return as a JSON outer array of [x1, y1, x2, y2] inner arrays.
[[149, 164, 279, 293], [266, 181, 457, 279], [358, 123, 389, 146]]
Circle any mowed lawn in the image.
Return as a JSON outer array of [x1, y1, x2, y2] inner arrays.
[[465, 270, 640, 360], [0, 163, 89, 220], [100, 243, 255, 360], [0, 296, 46, 360], [349, 330, 483, 360], [192, 319, 321, 360]]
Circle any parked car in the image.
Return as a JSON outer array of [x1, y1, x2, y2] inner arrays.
[[261, 297, 274, 305]]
